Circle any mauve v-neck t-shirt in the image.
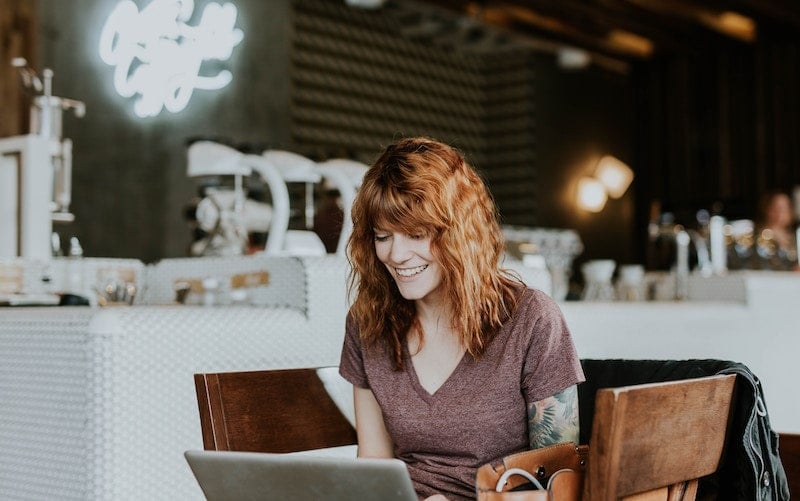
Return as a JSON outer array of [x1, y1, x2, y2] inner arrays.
[[339, 287, 585, 500]]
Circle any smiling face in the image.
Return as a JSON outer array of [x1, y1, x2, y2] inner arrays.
[[373, 229, 444, 304]]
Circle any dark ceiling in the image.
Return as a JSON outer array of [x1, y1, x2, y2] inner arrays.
[[385, 0, 800, 72]]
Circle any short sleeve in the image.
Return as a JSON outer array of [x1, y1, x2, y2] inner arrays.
[[339, 312, 370, 389], [520, 290, 585, 403]]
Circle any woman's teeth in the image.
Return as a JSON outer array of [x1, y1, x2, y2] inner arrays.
[[396, 265, 428, 277]]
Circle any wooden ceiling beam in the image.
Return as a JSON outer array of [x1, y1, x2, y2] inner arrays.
[[478, 2, 655, 60], [403, 0, 800, 68], [707, 0, 800, 30], [415, 0, 757, 61], [501, 0, 723, 57], [621, 0, 757, 42]]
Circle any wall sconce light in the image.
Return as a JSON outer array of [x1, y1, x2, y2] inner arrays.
[[577, 177, 608, 213], [576, 155, 633, 213], [595, 155, 633, 198]]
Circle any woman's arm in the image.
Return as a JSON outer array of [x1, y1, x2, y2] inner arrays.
[[527, 384, 580, 449], [353, 386, 394, 458]]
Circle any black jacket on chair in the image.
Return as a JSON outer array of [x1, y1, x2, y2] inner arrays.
[[578, 359, 789, 501]]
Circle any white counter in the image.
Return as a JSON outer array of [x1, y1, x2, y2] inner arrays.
[[561, 271, 800, 434], [0, 256, 350, 501]]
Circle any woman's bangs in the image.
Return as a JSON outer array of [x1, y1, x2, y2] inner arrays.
[[368, 188, 433, 234]]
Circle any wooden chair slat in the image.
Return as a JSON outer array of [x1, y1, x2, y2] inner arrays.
[[193, 368, 357, 453], [586, 374, 736, 500]]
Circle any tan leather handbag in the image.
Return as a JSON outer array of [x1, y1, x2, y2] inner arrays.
[[475, 442, 588, 501]]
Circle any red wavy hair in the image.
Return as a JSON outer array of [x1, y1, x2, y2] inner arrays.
[[347, 137, 522, 370]]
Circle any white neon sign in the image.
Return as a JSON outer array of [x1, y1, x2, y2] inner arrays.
[[99, 0, 243, 117]]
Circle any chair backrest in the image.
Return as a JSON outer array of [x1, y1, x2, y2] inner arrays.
[[585, 373, 736, 500], [779, 432, 800, 500], [194, 368, 357, 453]]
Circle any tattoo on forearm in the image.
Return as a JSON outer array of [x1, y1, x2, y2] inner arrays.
[[527, 385, 580, 449]]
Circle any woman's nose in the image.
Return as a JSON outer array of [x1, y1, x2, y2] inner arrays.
[[389, 235, 413, 262]]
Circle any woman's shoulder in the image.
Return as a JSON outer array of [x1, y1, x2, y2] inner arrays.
[[496, 286, 568, 347], [508, 286, 565, 325], [517, 286, 560, 309], [343, 310, 362, 342]]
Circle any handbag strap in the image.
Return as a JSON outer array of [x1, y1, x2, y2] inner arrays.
[[496, 467, 545, 492]]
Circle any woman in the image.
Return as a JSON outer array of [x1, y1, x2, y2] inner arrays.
[[339, 137, 584, 500], [756, 190, 798, 271]]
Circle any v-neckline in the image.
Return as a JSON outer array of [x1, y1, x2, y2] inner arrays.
[[405, 343, 468, 403]]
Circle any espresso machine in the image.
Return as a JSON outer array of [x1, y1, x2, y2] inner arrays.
[[0, 58, 85, 260], [185, 141, 275, 256]]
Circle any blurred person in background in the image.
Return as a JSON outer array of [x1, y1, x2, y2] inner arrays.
[[755, 190, 798, 271]]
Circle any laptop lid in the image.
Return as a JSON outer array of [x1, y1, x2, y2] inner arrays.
[[184, 450, 418, 501]]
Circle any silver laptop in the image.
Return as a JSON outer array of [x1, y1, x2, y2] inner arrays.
[[184, 450, 418, 501]]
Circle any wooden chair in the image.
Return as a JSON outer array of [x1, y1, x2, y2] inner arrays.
[[779, 432, 800, 500], [193, 368, 357, 453], [584, 373, 736, 500]]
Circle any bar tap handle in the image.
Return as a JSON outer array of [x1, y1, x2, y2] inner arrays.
[[42, 68, 53, 97], [51, 139, 75, 221], [61, 98, 86, 118], [709, 215, 727, 275], [688, 229, 712, 277], [10, 57, 42, 93], [675, 230, 690, 300]]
